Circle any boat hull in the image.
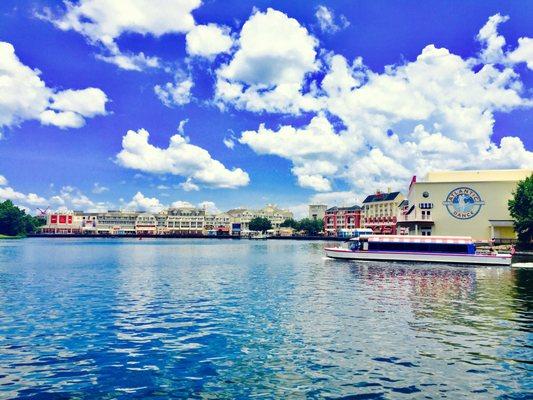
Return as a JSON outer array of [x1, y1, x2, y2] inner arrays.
[[324, 248, 512, 266]]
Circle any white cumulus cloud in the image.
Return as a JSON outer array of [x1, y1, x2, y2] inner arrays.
[[179, 178, 200, 191], [126, 192, 165, 213], [154, 74, 194, 107], [95, 51, 160, 71], [240, 115, 350, 191], [477, 13, 510, 64], [170, 200, 194, 208], [45, 0, 201, 70], [508, 37, 533, 70], [0, 183, 113, 213], [239, 14, 533, 195], [186, 24, 233, 58], [116, 128, 250, 189], [315, 5, 349, 33], [52, 0, 201, 44], [92, 182, 109, 194], [0, 186, 48, 207], [198, 200, 219, 214], [215, 8, 320, 113], [0, 42, 108, 130]]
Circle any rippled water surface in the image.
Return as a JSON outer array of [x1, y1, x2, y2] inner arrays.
[[0, 238, 531, 399]]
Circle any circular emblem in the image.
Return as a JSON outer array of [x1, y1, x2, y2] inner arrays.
[[443, 187, 485, 219]]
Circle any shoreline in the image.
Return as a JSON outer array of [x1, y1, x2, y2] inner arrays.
[[27, 233, 347, 241], [23, 234, 533, 260], [0, 234, 24, 240]]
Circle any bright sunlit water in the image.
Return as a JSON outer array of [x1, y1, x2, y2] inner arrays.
[[0, 238, 531, 399]]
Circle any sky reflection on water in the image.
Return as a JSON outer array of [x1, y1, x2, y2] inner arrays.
[[0, 239, 531, 399]]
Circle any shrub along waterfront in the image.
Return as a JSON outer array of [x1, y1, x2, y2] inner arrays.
[[281, 218, 324, 235], [248, 217, 272, 233], [508, 173, 533, 249], [0, 200, 44, 238]]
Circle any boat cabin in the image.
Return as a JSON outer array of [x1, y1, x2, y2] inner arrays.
[[351, 235, 476, 254]]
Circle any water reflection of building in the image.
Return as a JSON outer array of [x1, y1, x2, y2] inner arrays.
[[357, 265, 477, 302]]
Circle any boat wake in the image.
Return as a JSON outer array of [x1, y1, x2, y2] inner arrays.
[[511, 262, 533, 269]]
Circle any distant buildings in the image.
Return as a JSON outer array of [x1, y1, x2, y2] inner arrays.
[[226, 204, 293, 233], [38, 168, 531, 241], [40, 204, 293, 237], [308, 204, 327, 221]]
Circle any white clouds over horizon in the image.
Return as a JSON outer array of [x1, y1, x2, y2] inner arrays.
[[116, 128, 250, 189], [0, 175, 223, 216]]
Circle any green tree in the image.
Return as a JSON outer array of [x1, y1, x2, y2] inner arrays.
[[0, 200, 44, 237], [508, 174, 533, 246], [298, 218, 323, 235], [280, 218, 299, 229], [249, 217, 272, 232], [0, 200, 26, 236]]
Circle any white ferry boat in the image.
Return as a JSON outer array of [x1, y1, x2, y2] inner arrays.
[[325, 235, 512, 266]]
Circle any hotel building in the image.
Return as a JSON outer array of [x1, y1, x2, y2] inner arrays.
[[40, 204, 293, 236], [362, 191, 405, 234], [323, 205, 362, 236], [397, 169, 532, 242], [40, 212, 85, 235], [226, 204, 293, 232], [166, 207, 206, 235]]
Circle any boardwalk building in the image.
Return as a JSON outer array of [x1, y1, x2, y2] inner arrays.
[[397, 169, 532, 242], [324, 206, 362, 236], [362, 191, 405, 234]]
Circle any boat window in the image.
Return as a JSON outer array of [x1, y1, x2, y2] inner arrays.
[[368, 241, 470, 254]]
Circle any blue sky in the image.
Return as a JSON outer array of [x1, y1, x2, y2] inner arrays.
[[0, 0, 532, 216]]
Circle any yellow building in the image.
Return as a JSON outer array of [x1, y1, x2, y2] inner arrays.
[[362, 190, 405, 234], [397, 169, 532, 242]]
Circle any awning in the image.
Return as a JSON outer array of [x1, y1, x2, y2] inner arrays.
[[489, 220, 514, 227]]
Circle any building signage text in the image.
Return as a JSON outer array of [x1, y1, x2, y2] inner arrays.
[[443, 187, 485, 219]]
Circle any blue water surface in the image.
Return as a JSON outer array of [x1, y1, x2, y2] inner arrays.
[[0, 238, 531, 399]]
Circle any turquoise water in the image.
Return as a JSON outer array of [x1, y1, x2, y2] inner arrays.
[[0, 238, 531, 399]]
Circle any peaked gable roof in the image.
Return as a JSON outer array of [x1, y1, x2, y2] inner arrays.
[[362, 191, 401, 203]]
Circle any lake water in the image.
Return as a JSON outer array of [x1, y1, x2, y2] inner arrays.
[[0, 238, 531, 399]]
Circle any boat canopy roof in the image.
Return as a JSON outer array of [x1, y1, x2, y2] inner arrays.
[[368, 235, 473, 244]]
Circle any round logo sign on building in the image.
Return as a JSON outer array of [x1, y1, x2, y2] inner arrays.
[[443, 187, 485, 219]]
